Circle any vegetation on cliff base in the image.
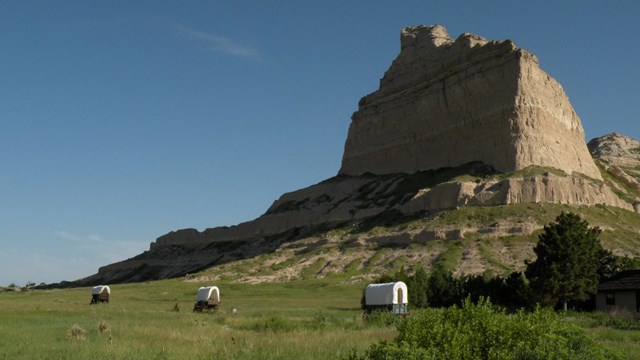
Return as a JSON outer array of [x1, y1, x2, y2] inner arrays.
[[525, 212, 602, 310]]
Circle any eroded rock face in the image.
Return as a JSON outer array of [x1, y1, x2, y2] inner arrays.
[[150, 164, 633, 251], [588, 133, 640, 168], [69, 25, 638, 286], [588, 133, 640, 210], [339, 25, 602, 180]]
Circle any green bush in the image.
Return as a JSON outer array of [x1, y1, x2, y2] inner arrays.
[[350, 298, 622, 360]]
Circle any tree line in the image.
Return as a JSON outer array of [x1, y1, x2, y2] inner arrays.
[[367, 212, 639, 311]]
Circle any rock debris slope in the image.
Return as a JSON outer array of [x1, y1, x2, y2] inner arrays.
[[70, 25, 638, 286]]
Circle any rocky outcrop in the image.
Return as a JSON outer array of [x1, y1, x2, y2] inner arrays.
[[68, 25, 638, 286], [185, 25, 630, 244], [588, 133, 640, 168], [402, 172, 633, 213], [588, 133, 640, 211], [150, 163, 633, 252], [339, 25, 602, 180]]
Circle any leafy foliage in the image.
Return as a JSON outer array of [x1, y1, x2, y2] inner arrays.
[[598, 249, 640, 281], [350, 298, 623, 360], [462, 272, 531, 310], [424, 268, 464, 308], [367, 268, 530, 311]]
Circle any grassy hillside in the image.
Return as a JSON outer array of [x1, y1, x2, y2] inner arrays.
[[190, 203, 640, 284], [190, 159, 639, 283], [73, 159, 640, 287], [182, 155, 640, 295], [1, 280, 639, 359]]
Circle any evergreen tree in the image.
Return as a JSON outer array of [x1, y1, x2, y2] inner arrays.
[[426, 268, 463, 307], [408, 267, 429, 308], [525, 212, 602, 310], [597, 249, 640, 281]]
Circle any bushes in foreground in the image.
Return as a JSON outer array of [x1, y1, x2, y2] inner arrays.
[[349, 298, 622, 360]]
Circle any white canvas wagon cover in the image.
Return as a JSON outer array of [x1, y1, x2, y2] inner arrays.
[[365, 281, 408, 305], [91, 285, 110, 295], [197, 286, 220, 302]]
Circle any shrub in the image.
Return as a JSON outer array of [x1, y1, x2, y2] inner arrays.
[[67, 324, 86, 341], [349, 298, 622, 360], [96, 320, 110, 334]]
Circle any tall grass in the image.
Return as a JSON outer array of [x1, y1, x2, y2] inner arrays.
[[1, 278, 640, 359], [0, 279, 394, 359]]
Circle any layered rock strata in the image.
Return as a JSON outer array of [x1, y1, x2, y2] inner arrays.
[[151, 164, 632, 250], [70, 25, 638, 286], [339, 25, 602, 180], [588, 133, 640, 168], [588, 133, 640, 211]]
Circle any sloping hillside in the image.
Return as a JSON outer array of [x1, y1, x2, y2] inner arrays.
[[184, 202, 640, 284], [589, 133, 640, 210]]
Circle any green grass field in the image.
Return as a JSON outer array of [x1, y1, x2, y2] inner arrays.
[[1, 279, 639, 359], [0, 280, 394, 359]]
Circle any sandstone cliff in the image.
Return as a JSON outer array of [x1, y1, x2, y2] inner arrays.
[[340, 25, 602, 180], [588, 133, 640, 168], [67, 25, 639, 286], [588, 133, 640, 211]]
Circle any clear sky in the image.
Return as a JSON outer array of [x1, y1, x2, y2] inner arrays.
[[1, 1, 638, 286]]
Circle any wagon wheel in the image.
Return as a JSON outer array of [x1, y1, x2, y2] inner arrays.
[[193, 302, 204, 312]]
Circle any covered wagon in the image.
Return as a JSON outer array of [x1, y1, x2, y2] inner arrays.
[[364, 281, 408, 315], [193, 286, 220, 312], [90, 285, 110, 304]]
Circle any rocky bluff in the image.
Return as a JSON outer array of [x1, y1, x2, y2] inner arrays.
[[75, 25, 637, 285], [340, 25, 601, 179]]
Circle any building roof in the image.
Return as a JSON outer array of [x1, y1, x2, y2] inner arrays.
[[598, 270, 640, 291]]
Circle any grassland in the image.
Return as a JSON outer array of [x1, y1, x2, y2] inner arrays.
[[1, 279, 640, 359], [0, 279, 394, 360]]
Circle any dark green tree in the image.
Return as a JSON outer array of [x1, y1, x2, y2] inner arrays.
[[407, 267, 429, 308], [597, 249, 640, 281], [426, 268, 463, 308], [525, 212, 602, 311]]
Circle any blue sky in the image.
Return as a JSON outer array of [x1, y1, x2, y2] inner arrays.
[[1, 1, 638, 286]]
